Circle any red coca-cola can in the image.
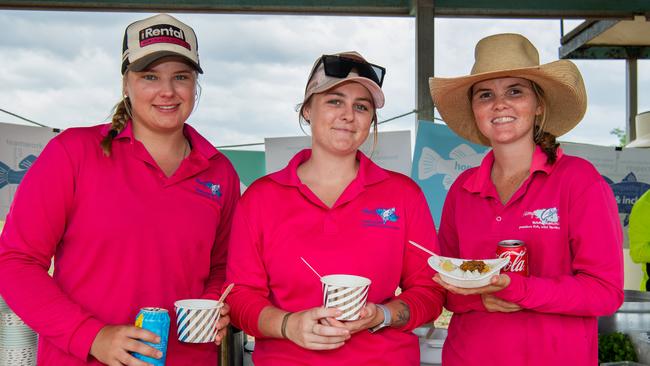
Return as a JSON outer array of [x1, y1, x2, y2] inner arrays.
[[497, 240, 529, 276]]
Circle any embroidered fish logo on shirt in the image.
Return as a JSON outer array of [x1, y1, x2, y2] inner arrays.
[[0, 155, 37, 190], [376, 208, 398, 224], [603, 172, 650, 226], [195, 179, 222, 198], [417, 144, 486, 190], [524, 208, 559, 225]]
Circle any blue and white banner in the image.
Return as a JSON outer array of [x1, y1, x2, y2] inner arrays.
[[411, 120, 650, 243], [0, 123, 58, 219], [562, 142, 650, 231], [411, 120, 489, 226]]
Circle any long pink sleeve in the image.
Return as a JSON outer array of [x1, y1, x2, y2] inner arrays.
[[225, 203, 273, 338], [0, 138, 105, 360], [495, 179, 624, 316], [394, 187, 445, 331], [202, 169, 240, 300], [438, 172, 487, 314]]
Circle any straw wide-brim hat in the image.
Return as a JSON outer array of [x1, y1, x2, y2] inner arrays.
[[429, 33, 587, 146], [627, 111, 650, 148]]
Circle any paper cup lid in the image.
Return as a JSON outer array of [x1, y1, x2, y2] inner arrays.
[[321, 274, 371, 287], [174, 299, 222, 310]]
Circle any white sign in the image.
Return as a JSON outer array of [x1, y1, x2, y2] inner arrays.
[[265, 130, 412, 175], [0, 123, 58, 219]]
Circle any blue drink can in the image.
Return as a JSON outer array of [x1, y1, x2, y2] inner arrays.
[[133, 307, 170, 366]]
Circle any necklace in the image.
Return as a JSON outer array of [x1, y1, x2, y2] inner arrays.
[[182, 138, 190, 159]]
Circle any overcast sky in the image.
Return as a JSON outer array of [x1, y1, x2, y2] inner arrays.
[[1, 10, 649, 148]]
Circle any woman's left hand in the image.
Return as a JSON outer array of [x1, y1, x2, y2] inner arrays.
[[214, 302, 231, 346], [433, 273, 511, 295], [321, 303, 380, 334]]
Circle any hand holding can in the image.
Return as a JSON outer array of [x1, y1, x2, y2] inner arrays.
[[133, 307, 170, 366]]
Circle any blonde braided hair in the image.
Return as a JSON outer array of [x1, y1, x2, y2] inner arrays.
[[100, 96, 132, 156]]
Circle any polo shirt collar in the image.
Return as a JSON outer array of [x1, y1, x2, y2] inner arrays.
[[101, 121, 221, 186], [463, 145, 564, 195], [269, 149, 389, 209], [269, 149, 389, 187], [100, 120, 219, 160]]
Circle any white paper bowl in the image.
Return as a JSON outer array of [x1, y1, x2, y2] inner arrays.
[[428, 254, 509, 288]]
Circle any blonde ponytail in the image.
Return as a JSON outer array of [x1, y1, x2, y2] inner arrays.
[[100, 97, 131, 156]]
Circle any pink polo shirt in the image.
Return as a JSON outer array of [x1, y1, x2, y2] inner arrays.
[[226, 149, 445, 366], [438, 146, 623, 366], [0, 122, 239, 365]]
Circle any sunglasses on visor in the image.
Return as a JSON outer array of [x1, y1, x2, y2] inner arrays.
[[315, 55, 386, 87]]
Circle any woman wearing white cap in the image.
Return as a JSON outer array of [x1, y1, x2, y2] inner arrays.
[[0, 14, 238, 365], [429, 33, 624, 365], [225, 52, 445, 365]]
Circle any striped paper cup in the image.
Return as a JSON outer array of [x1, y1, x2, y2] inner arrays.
[[174, 299, 223, 343], [321, 274, 371, 321]]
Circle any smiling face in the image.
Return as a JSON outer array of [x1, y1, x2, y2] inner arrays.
[[124, 57, 197, 136], [471, 77, 543, 147], [302, 81, 375, 157]]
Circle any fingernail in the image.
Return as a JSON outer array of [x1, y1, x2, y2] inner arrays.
[[156, 351, 163, 358], [155, 336, 161, 343]]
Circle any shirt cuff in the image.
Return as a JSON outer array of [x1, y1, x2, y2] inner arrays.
[[495, 273, 527, 304], [391, 293, 423, 332], [69, 317, 106, 361]]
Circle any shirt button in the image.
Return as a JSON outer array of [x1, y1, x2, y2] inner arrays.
[[496, 216, 502, 222]]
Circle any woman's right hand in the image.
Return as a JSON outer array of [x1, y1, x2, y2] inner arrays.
[[90, 325, 162, 366], [285, 307, 351, 351], [481, 294, 522, 313]]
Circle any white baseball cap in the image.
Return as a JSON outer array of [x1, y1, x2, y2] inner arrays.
[[121, 13, 203, 74], [304, 51, 385, 109]]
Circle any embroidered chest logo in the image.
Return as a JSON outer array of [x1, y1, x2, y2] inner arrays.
[[520, 207, 560, 230], [195, 178, 222, 201], [362, 207, 399, 229]]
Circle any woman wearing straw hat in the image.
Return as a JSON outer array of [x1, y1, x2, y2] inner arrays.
[[0, 14, 238, 365], [226, 51, 445, 365], [429, 33, 623, 365]]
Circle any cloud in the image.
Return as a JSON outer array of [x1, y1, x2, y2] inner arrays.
[[0, 10, 647, 149]]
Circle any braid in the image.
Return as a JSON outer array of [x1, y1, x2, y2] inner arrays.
[[534, 125, 559, 164], [530, 82, 559, 164], [101, 98, 131, 156]]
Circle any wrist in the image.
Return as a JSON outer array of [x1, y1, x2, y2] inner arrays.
[[369, 304, 391, 333], [280, 312, 292, 339]]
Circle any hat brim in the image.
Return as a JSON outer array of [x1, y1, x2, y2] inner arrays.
[[125, 51, 203, 74], [307, 76, 385, 109], [626, 134, 650, 148], [429, 60, 586, 146]]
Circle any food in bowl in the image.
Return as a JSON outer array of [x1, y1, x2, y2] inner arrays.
[[459, 260, 490, 274], [428, 254, 510, 289]]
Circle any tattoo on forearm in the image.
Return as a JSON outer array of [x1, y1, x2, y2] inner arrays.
[[395, 300, 410, 326]]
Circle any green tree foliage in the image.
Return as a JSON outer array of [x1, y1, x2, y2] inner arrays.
[[611, 127, 627, 147]]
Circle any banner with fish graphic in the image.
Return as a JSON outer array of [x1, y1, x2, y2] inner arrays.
[[562, 142, 650, 247], [0, 123, 58, 219], [411, 120, 489, 226]]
